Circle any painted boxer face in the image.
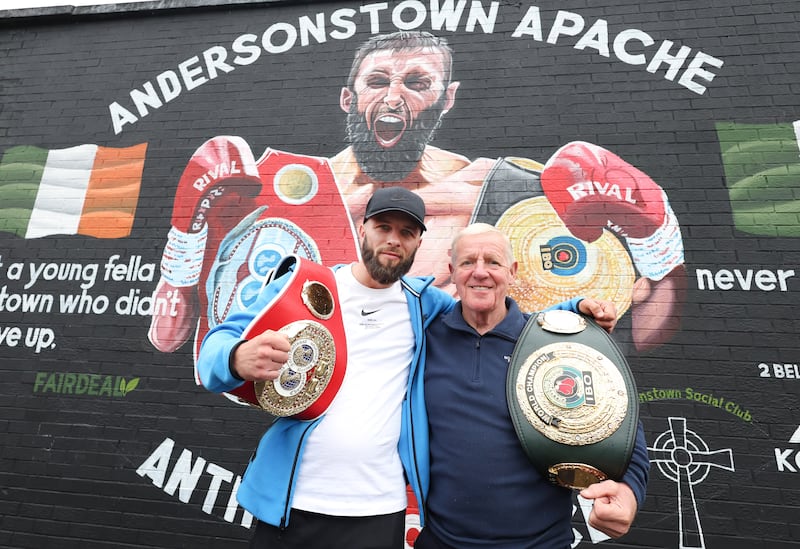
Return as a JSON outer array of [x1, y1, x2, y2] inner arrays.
[[343, 47, 454, 181]]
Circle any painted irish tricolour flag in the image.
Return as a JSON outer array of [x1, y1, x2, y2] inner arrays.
[[0, 143, 146, 239]]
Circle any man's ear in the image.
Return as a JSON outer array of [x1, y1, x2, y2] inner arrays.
[[340, 87, 354, 113], [441, 81, 460, 114]]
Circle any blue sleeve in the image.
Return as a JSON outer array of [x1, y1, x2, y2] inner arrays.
[[545, 296, 584, 313], [622, 420, 650, 507], [195, 271, 291, 393]]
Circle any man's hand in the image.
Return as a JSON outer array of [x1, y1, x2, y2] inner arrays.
[[580, 480, 638, 538], [231, 331, 291, 382], [578, 298, 618, 333]]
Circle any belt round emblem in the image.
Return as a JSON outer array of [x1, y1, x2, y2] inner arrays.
[[253, 320, 336, 416], [513, 341, 628, 446]]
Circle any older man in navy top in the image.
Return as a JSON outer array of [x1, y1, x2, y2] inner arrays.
[[415, 223, 650, 549]]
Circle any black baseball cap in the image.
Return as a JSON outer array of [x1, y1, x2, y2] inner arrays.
[[363, 187, 427, 232]]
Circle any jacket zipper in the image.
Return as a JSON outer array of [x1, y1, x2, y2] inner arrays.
[[472, 336, 482, 382], [405, 281, 426, 522], [279, 420, 316, 529]]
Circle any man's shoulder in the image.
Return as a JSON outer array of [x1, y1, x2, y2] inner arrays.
[[422, 145, 471, 164], [401, 276, 455, 298], [401, 275, 436, 293], [401, 277, 456, 311]]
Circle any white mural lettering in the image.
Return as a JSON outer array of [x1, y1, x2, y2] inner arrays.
[[695, 268, 795, 291], [136, 437, 254, 528]]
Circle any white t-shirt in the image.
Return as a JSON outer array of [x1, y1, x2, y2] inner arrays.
[[291, 264, 414, 516]]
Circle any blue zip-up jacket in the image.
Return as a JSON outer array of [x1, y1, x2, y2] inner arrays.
[[195, 263, 454, 528], [419, 297, 650, 548]]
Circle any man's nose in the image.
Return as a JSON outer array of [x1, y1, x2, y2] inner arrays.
[[384, 80, 405, 109], [471, 259, 491, 276], [385, 229, 402, 246]]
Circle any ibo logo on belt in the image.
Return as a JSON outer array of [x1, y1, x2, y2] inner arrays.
[[513, 340, 627, 447], [539, 237, 586, 276], [542, 365, 596, 409]]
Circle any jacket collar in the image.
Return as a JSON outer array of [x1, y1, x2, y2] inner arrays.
[[400, 274, 436, 296], [443, 297, 528, 341]]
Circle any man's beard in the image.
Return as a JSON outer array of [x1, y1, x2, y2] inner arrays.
[[346, 96, 446, 182], [360, 236, 417, 285]]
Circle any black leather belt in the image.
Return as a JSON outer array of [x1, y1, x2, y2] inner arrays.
[[506, 309, 639, 489]]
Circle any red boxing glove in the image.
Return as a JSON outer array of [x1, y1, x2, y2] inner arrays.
[[169, 135, 262, 234], [541, 141, 666, 240], [150, 136, 263, 352], [160, 136, 263, 288], [541, 141, 683, 281]]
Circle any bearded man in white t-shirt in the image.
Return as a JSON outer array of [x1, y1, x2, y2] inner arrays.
[[195, 186, 455, 549]]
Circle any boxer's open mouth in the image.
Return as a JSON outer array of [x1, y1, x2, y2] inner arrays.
[[373, 113, 406, 148]]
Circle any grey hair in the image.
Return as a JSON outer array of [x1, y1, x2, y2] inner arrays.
[[450, 223, 515, 265]]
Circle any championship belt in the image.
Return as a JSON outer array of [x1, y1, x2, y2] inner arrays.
[[506, 309, 639, 490], [225, 255, 346, 421], [473, 158, 635, 317]]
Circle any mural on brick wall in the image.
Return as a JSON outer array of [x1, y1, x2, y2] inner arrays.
[[1, 1, 798, 548]]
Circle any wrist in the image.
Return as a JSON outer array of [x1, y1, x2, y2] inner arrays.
[[625, 196, 684, 280], [228, 340, 247, 381], [160, 225, 208, 287]]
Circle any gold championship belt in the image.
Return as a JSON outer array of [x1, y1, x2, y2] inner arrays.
[[497, 197, 635, 316], [226, 255, 346, 420], [473, 157, 635, 316], [506, 309, 639, 489]]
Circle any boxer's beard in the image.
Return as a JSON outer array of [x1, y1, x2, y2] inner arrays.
[[361, 236, 417, 285], [346, 96, 446, 182]]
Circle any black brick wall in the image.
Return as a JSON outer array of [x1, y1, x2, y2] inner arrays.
[[1, 1, 798, 548]]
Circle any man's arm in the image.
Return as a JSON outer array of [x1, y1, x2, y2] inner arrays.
[[577, 297, 618, 332], [148, 136, 262, 352], [228, 332, 289, 383], [580, 480, 638, 538], [541, 141, 686, 351]]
